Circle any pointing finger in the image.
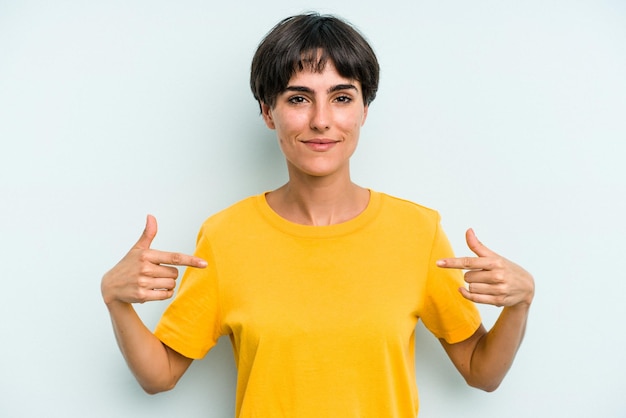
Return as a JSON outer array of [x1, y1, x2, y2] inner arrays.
[[436, 256, 492, 270], [147, 249, 208, 268]]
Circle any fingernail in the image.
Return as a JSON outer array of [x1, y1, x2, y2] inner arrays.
[[436, 260, 445, 267]]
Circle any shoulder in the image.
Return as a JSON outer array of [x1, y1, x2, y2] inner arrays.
[[369, 191, 449, 254], [375, 191, 441, 224], [198, 194, 262, 236]]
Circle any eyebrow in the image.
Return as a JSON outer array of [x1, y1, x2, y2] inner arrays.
[[284, 84, 359, 94]]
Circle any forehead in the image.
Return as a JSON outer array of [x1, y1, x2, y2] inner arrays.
[[286, 61, 360, 90]]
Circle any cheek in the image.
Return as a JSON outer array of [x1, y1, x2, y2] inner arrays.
[[342, 118, 363, 137], [338, 111, 365, 133], [276, 115, 309, 138]]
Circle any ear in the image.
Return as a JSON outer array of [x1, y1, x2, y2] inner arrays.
[[260, 102, 276, 130], [361, 105, 369, 126]]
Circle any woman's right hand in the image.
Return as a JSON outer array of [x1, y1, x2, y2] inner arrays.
[[101, 215, 207, 306]]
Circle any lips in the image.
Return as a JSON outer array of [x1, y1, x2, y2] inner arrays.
[[303, 138, 338, 144], [302, 138, 339, 151]]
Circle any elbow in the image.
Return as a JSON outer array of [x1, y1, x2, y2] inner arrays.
[[141, 386, 163, 396], [139, 377, 177, 395], [464, 359, 510, 393], [475, 382, 501, 393], [141, 383, 175, 396], [465, 374, 503, 393], [142, 387, 161, 396]]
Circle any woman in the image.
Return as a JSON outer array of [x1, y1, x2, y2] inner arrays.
[[101, 13, 534, 417]]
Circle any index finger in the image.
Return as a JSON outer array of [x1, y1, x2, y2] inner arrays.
[[436, 256, 493, 270], [147, 249, 208, 268]]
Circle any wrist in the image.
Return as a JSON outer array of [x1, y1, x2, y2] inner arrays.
[[101, 281, 127, 308], [505, 300, 532, 313]]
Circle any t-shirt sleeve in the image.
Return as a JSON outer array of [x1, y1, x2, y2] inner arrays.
[[154, 230, 222, 359], [420, 220, 482, 344]]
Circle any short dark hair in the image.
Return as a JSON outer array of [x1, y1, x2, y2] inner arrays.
[[250, 13, 380, 110]]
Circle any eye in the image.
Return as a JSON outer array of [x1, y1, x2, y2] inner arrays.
[[334, 95, 353, 104], [288, 95, 307, 105]]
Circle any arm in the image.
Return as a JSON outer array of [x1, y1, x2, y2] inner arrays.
[[436, 228, 534, 392], [101, 215, 207, 394]]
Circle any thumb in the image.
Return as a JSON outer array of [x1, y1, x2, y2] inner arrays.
[[465, 228, 496, 257], [134, 214, 157, 250]]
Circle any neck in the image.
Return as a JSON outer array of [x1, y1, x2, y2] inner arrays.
[[266, 172, 369, 226]]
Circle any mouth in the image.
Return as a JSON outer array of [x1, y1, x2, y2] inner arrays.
[[302, 138, 339, 145], [301, 138, 339, 151]]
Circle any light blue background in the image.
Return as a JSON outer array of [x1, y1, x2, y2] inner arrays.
[[1, 1, 625, 416]]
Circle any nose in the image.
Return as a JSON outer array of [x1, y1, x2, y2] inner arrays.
[[310, 101, 330, 132]]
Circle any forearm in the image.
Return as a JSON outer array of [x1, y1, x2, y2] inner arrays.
[[468, 303, 530, 391], [106, 301, 179, 394], [101, 216, 202, 393]]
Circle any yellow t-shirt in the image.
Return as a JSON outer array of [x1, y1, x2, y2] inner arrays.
[[155, 191, 481, 417]]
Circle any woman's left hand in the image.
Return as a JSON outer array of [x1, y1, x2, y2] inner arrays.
[[436, 229, 535, 308]]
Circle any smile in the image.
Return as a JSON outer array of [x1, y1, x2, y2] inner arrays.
[[301, 139, 339, 151]]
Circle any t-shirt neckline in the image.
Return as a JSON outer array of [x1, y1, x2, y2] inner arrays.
[[254, 189, 382, 238]]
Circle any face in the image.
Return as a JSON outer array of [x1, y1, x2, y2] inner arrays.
[[261, 61, 369, 180]]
